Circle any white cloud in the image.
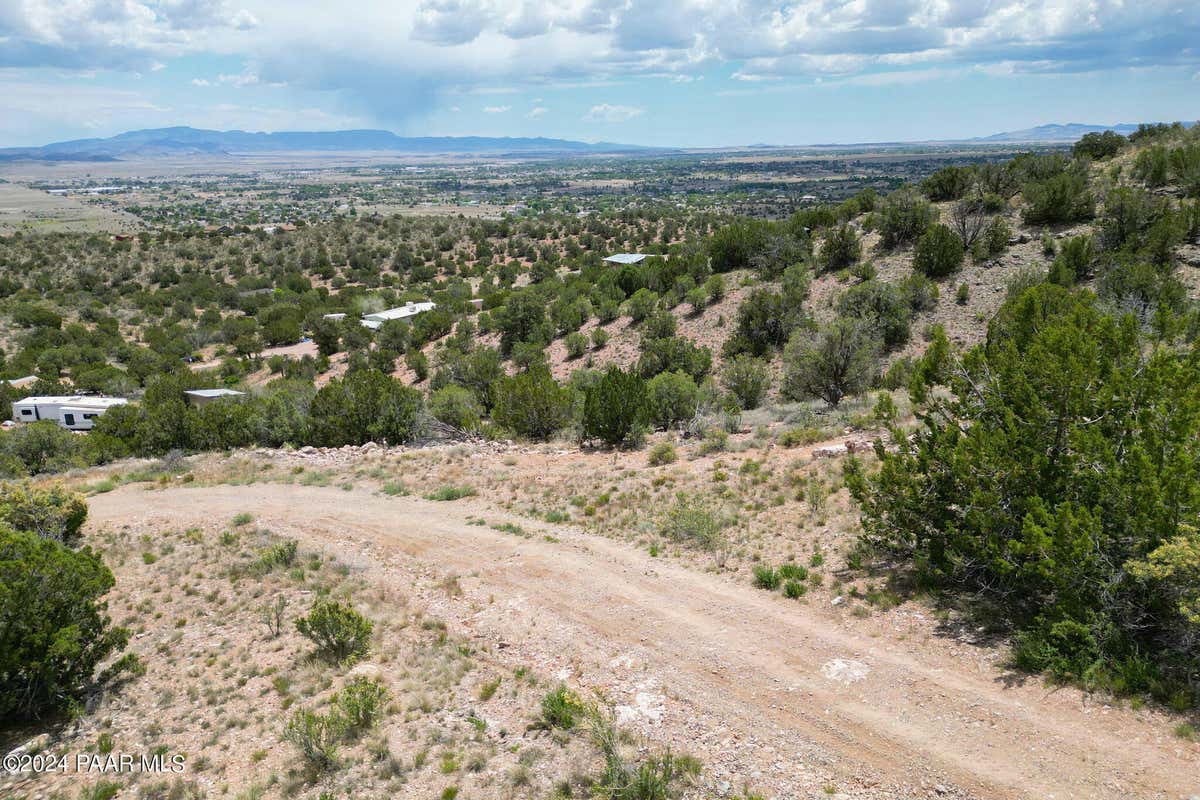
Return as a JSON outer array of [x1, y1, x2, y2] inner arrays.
[[527, 105, 547, 118], [0, 0, 1197, 129], [483, 104, 510, 113], [583, 103, 642, 122]]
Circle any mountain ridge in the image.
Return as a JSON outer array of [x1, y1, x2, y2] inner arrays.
[[3, 121, 1195, 162], [0, 126, 651, 161]]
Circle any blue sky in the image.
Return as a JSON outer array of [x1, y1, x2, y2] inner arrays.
[[1, 0, 1197, 148]]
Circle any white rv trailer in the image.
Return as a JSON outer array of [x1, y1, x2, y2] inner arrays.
[[11, 395, 129, 431]]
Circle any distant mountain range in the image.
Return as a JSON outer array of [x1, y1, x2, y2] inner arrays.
[[2, 122, 1195, 162], [0, 126, 648, 161], [969, 122, 1145, 143]]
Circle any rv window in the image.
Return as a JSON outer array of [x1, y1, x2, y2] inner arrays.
[[84, 413, 96, 420], [63, 413, 75, 426], [20, 409, 32, 416]]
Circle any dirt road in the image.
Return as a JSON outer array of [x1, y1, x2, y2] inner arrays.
[[89, 484, 1198, 800]]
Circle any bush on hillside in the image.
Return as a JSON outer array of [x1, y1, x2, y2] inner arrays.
[[646, 371, 700, 430], [836, 280, 912, 350], [0, 483, 88, 546], [782, 318, 880, 408], [721, 355, 770, 410], [1073, 130, 1126, 160], [1022, 169, 1095, 225], [295, 598, 374, 664], [583, 367, 649, 447], [0, 526, 130, 720], [912, 224, 965, 279], [307, 369, 422, 447], [491, 365, 573, 441], [879, 189, 937, 248], [922, 165, 975, 201], [429, 385, 483, 432], [847, 284, 1200, 695], [819, 225, 861, 273]]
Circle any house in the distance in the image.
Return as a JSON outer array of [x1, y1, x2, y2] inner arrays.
[[360, 301, 436, 330], [11, 395, 128, 431], [603, 253, 646, 266], [2, 376, 38, 390], [184, 389, 246, 408]]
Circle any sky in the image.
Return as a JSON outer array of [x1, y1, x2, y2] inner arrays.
[[0, 0, 1197, 148]]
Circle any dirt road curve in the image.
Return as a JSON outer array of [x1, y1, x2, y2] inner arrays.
[[90, 485, 1198, 800]]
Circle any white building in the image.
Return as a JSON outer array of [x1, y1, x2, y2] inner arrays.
[[2, 376, 38, 390], [603, 253, 647, 265], [12, 395, 129, 431], [360, 301, 437, 330], [184, 389, 246, 408]]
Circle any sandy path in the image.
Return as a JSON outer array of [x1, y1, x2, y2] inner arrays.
[[89, 484, 1198, 800]]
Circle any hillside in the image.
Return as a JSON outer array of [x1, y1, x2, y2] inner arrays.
[[2, 123, 1200, 800]]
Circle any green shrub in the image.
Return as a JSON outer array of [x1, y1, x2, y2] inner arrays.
[[256, 539, 298, 573], [491, 365, 572, 441], [837, 280, 911, 350], [722, 288, 802, 358], [1072, 130, 1125, 160], [336, 676, 389, 733], [0, 527, 129, 719], [1048, 235, 1095, 285], [658, 496, 725, 550], [847, 283, 1200, 692], [982, 216, 1012, 257], [879, 189, 936, 248], [1133, 146, 1170, 187], [625, 288, 660, 323], [429, 385, 483, 432], [778, 427, 822, 447], [783, 580, 807, 599], [645, 371, 699, 430], [1022, 169, 1095, 225], [0, 483, 88, 546], [819, 225, 861, 273], [583, 367, 649, 448], [899, 272, 939, 312], [1011, 618, 1100, 680], [540, 685, 585, 729], [782, 319, 880, 408], [284, 708, 344, 771], [308, 369, 422, 446], [922, 165, 975, 201], [752, 565, 780, 590], [912, 224, 965, 279], [777, 563, 808, 581], [295, 598, 374, 663], [426, 485, 476, 501], [721, 355, 770, 410], [565, 331, 589, 360], [647, 442, 677, 466]]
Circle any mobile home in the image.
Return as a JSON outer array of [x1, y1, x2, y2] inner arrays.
[[360, 301, 436, 330], [11, 395, 129, 431]]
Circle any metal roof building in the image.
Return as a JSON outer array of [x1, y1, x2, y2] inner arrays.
[[603, 253, 647, 265], [185, 389, 246, 407], [360, 301, 437, 330]]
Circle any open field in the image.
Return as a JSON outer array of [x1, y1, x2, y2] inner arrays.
[[0, 181, 142, 234]]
